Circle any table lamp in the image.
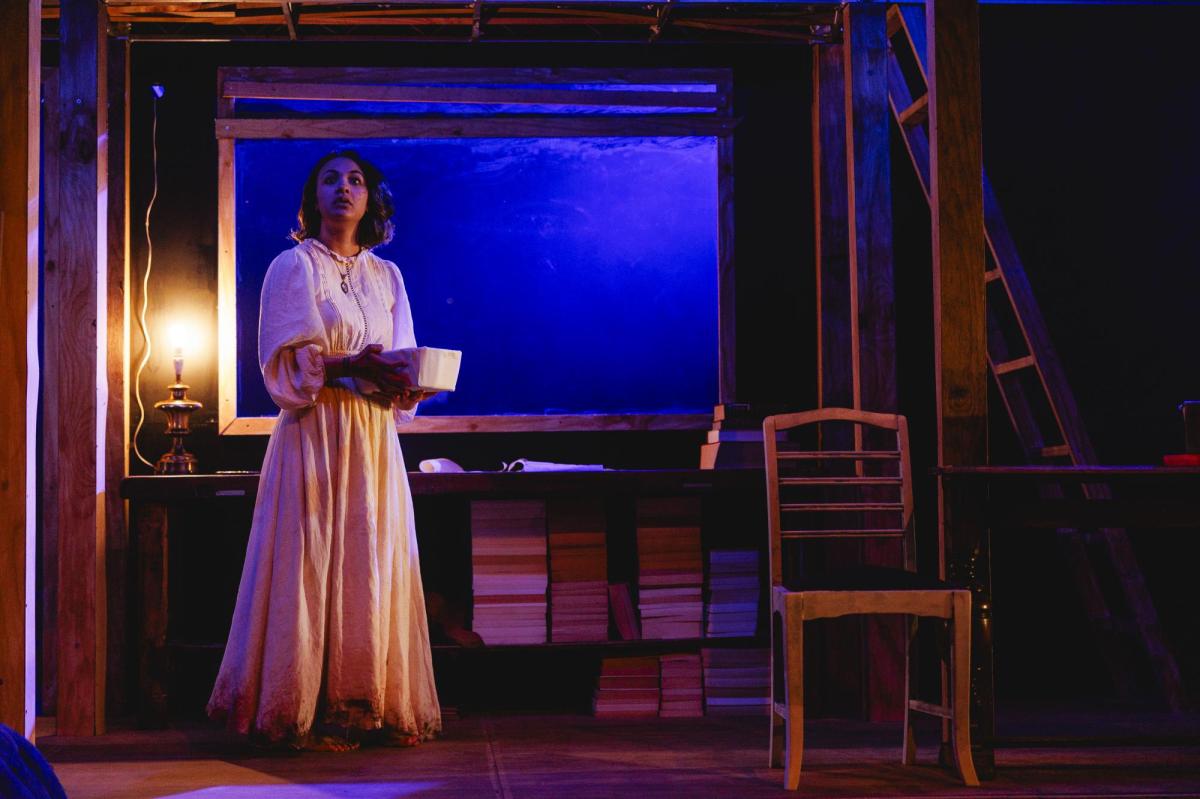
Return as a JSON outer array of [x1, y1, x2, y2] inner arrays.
[[154, 322, 203, 474]]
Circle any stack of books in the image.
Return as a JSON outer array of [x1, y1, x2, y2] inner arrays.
[[636, 498, 704, 640], [593, 656, 661, 717], [705, 549, 760, 638], [470, 500, 548, 645], [699, 403, 766, 469], [701, 648, 771, 716], [548, 499, 609, 643], [659, 653, 703, 717]]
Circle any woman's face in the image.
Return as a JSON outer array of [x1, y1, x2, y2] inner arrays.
[[315, 156, 369, 228]]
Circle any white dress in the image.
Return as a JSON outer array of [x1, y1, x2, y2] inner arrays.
[[207, 237, 441, 743]]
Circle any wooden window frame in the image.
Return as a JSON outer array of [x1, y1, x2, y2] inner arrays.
[[216, 66, 735, 435]]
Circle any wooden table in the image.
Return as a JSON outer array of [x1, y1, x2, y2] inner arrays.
[[120, 468, 764, 727], [938, 465, 1200, 778]]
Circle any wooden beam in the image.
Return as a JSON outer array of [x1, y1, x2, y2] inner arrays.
[[105, 37, 132, 718], [813, 43, 852, 411], [717, 130, 736, 404], [0, 0, 40, 740], [56, 0, 109, 736], [222, 80, 723, 109], [844, 0, 895, 416], [216, 116, 735, 140], [40, 67, 61, 722], [844, 1, 902, 724], [927, 0, 989, 773]]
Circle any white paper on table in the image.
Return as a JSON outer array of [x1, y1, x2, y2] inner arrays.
[[418, 458, 465, 473], [502, 459, 605, 472]]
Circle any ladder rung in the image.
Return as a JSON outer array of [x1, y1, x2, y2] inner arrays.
[[908, 699, 953, 719], [778, 477, 902, 486], [781, 529, 906, 539], [984, 269, 1002, 283], [994, 354, 1036, 375], [780, 503, 905, 513], [897, 93, 928, 128], [777, 451, 901, 461], [1039, 444, 1072, 459]]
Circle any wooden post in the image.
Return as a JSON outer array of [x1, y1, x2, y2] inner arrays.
[[843, 1, 902, 723], [717, 132, 736, 404], [56, 0, 109, 736], [927, 0, 991, 775], [812, 41, 865, 717], [844, 1, 895, 416], [106, 37, 131, 717], [0, 0, 41, 740], [40, 67, 62, 720]]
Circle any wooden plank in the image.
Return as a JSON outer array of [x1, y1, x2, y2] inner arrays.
[[844, 13, 905, 723], [105, 37, 131, 718], [844, 1, 896, 417], [796, 590, 954, 622], [779, 503, 904, 513], [927, 0, 989, 775], [0, 0, 40, 740], [56, 0, 108, 736], [813, 43, 852, 411], [134, 501, 169, 727], [216, 137, 237, 437], [216, 116, 735, 139], [223, 80, 723, 109], [897, 93, 928, 128], [717, 128, 735, 404], [119, 468, 763, 502], [219, 65, 734, 90], [993, 354, 1036, 375], [39, 67, 61, 721], [811, 45, 863, 719], [221, 413, 713, 436]]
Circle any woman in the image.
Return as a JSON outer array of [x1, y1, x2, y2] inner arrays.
[[208, 150, 442, 751]]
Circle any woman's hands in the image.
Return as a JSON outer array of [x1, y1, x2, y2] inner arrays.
[[322, 344, 441, 409], [394, 388, 440, 412], [324, 344, 410, 395]]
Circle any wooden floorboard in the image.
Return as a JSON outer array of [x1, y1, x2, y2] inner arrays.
[[41, 714, 1200, 799]]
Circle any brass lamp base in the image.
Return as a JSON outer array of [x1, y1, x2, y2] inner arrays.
[[155, 449, 199, 475], [154, 379, 203, 475]]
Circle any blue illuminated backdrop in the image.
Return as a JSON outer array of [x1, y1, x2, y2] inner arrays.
[[234, 135, 719, 417]]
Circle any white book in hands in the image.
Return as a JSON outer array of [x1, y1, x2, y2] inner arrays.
[[357, 346, 462, 398]]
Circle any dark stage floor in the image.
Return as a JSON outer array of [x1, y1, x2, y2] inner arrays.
[[39, 711, 1200, 799]]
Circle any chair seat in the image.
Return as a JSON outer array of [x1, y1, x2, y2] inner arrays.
[[783, 565, 951, 592]]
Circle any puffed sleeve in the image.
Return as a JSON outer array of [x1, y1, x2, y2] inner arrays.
[[258, 248, 327, 411], [385, 260, 420, 425]]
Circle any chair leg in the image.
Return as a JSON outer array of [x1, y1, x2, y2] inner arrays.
[[939, 619, 953, 769], [951, 592, 980, 787], [902, 614, 917, 766], [770, 609, 784, 768], [782, 600, 805, 791]]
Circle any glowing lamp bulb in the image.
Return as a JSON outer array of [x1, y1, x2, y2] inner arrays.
[[168, 322, 192, 382]]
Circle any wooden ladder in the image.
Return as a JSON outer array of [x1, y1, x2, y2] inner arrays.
[[885, 3, 1185, 711]]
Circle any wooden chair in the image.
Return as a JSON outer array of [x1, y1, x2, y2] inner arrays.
[[764, 408, 978, 789]]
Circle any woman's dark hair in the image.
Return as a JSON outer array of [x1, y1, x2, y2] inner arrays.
[[291, 149, 395, 248]]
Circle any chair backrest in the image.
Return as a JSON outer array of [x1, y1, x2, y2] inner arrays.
[[762, 408, 915, 587]]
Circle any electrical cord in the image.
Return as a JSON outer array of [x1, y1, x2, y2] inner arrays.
[[131, 85, 164, 469]]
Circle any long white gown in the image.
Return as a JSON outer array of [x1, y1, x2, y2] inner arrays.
[[207, 237, 441, 743]]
